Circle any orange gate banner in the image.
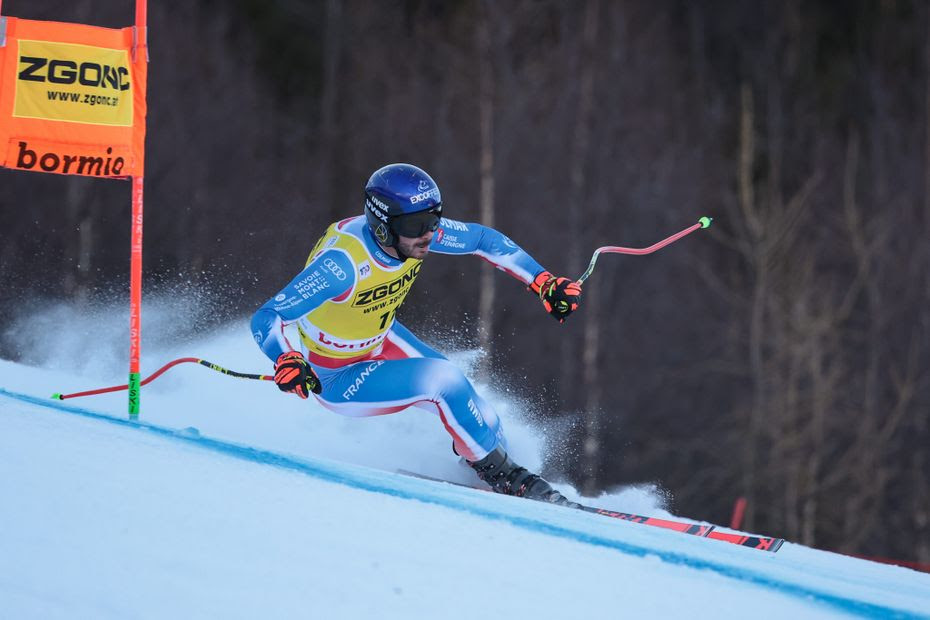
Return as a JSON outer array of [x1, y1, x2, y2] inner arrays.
[[0, 16, 146, 178]]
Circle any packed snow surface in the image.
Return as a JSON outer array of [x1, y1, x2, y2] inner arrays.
[[2, 302, 929, 619]]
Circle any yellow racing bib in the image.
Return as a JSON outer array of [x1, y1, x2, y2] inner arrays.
[[297, 219, 422, 359]]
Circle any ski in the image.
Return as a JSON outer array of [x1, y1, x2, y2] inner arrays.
[[398, 469, 711, 538], [397, 469, 785, 551], [706, 531, 785, 552], [578, 505, 713, 537], [573, 503, 784, 552]]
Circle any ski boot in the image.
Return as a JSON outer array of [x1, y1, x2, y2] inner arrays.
[[468, 446, 581, 509]]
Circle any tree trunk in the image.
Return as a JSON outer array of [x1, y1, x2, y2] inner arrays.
[[476, 0, 496, 379], [320, 0, 343, 221], [64, 178, 92, 304], [917, 0, 930, 565], [581, 283, 602, 493], [738, 81, 765, 531], [565, 0, 601, 489]]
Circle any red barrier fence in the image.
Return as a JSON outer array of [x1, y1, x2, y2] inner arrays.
[[729, 497, 929, 572]]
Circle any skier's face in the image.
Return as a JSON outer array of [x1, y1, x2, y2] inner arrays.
[[395, 229, 434, 259]]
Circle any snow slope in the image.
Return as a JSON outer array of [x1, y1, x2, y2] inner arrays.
[[2, 303, 929, 619]]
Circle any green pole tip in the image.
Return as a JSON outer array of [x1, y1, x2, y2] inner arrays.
[[699, 216, 713, 229], [51, 393, 63, 400]]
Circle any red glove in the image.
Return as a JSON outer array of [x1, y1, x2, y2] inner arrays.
[[274, 351, 322, 398], [530, 271, 582, 323]]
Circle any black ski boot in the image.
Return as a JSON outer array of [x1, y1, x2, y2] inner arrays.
[[468, 446, 581, 508]]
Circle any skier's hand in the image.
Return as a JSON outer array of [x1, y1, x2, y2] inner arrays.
[[529, 271, 582, 323], [274, 351, 322, 398]]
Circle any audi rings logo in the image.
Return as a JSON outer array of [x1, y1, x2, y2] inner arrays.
[[323, 258, 347, 281]]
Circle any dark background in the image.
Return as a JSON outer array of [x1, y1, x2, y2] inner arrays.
[[1, 0, 928, 562]]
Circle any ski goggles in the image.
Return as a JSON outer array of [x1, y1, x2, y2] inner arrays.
[[392, 204, 443, 238]]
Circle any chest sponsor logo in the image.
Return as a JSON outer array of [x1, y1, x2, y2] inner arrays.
[[358, 261, 372, 280], [309, 327, 387, 352], [352, 263, 422, 307]]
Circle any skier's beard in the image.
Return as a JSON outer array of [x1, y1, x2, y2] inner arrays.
[[395, 234, 432, 260]]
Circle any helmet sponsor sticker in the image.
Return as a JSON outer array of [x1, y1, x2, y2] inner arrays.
[[14, 39, 133, 127], [409, 187, 440, 204], [366, 195, 390, 221], [374, 223, 390, 243]]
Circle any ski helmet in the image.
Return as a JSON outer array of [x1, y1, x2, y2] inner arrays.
[[364, 163, 443, 251]]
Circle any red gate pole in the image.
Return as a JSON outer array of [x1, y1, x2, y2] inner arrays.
[[128, 0, 147, 417], [128, 177, 143, 417]]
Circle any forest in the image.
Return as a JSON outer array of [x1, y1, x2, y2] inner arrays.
[[1, 0, 928, 563]]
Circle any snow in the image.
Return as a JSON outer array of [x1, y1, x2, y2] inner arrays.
[[1, 301, 929, 619]]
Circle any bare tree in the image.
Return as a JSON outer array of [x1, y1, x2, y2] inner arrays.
[[476, 0, 496, 379]]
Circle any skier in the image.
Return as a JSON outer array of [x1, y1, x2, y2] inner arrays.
[[251, 163, 582, 505]]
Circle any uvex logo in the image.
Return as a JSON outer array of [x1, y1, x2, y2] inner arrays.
[[352, 263, 422, 307], [18, 56, 130, 91]]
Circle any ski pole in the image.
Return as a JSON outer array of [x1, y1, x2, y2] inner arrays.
[[576, 216, 713, 284], [51, 357, 273, 400]]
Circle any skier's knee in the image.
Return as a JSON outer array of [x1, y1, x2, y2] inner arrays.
[[422, 359, 471, 395]]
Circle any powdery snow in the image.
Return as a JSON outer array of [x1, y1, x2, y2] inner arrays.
[[1, 303, 929, 618]]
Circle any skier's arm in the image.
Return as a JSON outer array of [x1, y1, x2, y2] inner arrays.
[[428, 218, 546, 285], [250, 248, 356, 362], [429, 218, 582, 322]]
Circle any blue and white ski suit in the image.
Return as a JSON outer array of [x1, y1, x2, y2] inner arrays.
[[251, 215, 546, 461]]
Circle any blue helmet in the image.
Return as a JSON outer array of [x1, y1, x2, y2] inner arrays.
[[364, 163, 443, 250]]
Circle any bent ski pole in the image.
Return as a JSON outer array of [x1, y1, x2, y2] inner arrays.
[[51, 357, 273, 400], [577, 216, 712, 284]]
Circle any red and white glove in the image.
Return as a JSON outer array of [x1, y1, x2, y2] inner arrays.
[[274, 351, 322, 399], [530, 271, 582, 323]]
